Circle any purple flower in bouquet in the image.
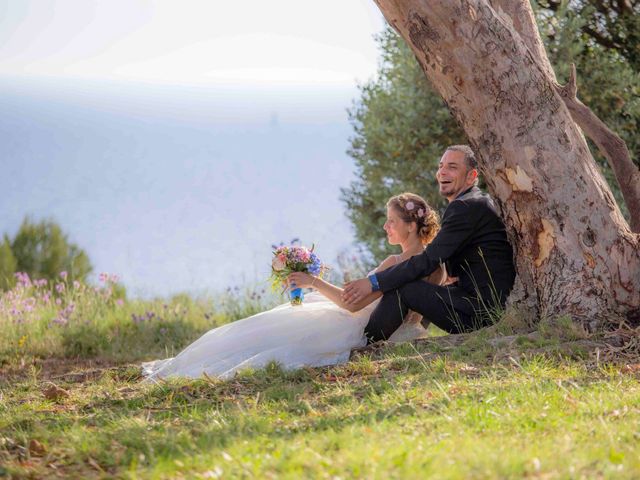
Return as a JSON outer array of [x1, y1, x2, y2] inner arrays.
[[308, 252, 323, 276]]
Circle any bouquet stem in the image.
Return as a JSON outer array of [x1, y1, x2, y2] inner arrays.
[[289, 287, 304, 306]]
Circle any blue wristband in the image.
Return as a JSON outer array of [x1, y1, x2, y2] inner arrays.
[[368, 274, 380, 292]]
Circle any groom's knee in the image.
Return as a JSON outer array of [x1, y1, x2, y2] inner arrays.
[[398, 280, 438, 308], [365, 291, 404, 343], [397, 281, 452, 325]]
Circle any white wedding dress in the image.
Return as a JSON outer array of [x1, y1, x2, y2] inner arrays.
[[142, 291, 379, 381]]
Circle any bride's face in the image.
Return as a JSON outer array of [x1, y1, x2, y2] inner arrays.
[[384, 206, 414, 245]]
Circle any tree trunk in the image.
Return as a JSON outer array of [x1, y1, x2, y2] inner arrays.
[[491, 0, 640, 233], [373, 0, 640, 330]]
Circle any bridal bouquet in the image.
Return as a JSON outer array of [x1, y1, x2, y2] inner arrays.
[[270, 245, 324, 306]]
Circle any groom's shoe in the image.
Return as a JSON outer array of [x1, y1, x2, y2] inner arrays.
[[388, 319, 430, 343]]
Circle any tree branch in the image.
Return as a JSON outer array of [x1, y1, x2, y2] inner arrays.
[[554, 64, 640, 233], [618, 0, 635, 14]]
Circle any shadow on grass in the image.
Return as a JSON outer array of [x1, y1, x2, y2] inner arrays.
[[2, 332, 632, 479], [2, 359, 456, 476]]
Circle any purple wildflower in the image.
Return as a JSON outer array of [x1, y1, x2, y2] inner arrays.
[[15, 272, 32, 287], [60, 271, 68, 280], [22, 297, 36, 312], [61, 303, 75, 318]]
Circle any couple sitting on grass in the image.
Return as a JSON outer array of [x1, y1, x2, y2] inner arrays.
[[143, 145, 516, 380]]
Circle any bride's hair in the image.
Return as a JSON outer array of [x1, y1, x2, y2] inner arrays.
[[387, 193, 440, 245]]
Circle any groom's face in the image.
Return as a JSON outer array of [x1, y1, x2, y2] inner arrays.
[[436, 150, 477, 202]]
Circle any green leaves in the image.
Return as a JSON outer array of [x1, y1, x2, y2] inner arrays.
[[0, 236, 17, 290], [342, 27, 464, 260], [1, 217, 92, 288]]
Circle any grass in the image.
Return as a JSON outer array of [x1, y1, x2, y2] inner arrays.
[[2, 348, 639, 478], [1, 275, 640, 478], [1, 274, 277, 365]]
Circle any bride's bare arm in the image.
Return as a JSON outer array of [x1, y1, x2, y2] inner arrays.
[[305, 277, 382, 312], [287, 256, 398, 312]]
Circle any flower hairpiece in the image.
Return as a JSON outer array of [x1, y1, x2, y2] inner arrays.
[[405, 201, 415, 211], [417, 208, 425, 218]]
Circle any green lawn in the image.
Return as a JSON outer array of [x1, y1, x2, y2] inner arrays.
[[2, 339, 639, 479], [1, 277, 639, 478]]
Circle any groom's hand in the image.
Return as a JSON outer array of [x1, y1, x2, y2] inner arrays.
[[342, 278, 372, 304]]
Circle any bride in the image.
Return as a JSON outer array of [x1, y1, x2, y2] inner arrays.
[[143, 193, 444, 380]]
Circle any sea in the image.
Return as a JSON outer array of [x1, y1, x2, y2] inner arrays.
[[0, 76, 362, 297]]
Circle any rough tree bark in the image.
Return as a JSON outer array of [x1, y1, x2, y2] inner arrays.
[[373, 0, 640, 330], [491, 0, 640, 233]]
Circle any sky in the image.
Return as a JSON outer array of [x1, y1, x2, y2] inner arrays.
[[0, 1, 390, 296], [0, 0, 386, 86]]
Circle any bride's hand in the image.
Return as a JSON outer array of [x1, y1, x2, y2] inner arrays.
[[287, 272, 316, 289], [443, 275, 459, 286], [342, 278, 372, 304]]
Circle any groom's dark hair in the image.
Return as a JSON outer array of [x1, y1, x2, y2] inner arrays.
[[446, 145, 477, 170]]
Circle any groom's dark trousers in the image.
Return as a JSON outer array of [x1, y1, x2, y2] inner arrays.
[[365, 187, 516, 342]]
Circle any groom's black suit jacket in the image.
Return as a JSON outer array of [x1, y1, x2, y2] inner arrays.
[[376, 186, 516, 306]]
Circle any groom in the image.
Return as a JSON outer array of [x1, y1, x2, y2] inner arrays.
[[343, 145, 516, 342]]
